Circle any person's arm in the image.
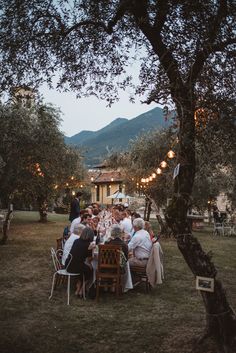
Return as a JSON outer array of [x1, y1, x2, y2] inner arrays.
[[128, 234, 140, 251], [123, 243, 129, 260]]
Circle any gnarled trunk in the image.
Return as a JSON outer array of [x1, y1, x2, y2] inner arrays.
[[37, 198, 48, 223], [166, 104, 236, 352], [0, 206, 13, 245]]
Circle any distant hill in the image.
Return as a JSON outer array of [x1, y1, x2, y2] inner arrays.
[[65, 107, 172, 166]]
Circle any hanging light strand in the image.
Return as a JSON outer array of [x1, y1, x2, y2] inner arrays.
[[139, 137, 178, 185]]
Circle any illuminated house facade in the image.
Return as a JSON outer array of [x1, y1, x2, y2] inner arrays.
[[89, 165, 126, 205]]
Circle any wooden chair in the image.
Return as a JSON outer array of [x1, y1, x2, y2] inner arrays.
[[96, 244, 122, 302], [130, 265, 151, 293], [56, 237, 64, 250]]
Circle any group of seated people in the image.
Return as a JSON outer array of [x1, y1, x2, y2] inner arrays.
[[60, 203, 160, 298]]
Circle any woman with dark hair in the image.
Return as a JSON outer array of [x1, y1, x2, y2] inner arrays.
[[65, 227, 95, 297]]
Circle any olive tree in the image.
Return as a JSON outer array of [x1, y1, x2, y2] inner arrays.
[[0, 102, 85, 242]]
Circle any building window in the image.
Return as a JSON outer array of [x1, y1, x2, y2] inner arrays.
[[107, 185, 111, 197], [96, 185, 100, 202]]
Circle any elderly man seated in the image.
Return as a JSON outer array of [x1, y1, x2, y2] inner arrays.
[[128, 218, 152, 267], [62, 223, 85, 266]]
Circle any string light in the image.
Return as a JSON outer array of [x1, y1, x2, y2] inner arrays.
[[72, 191, 75, 196], [160, 161, 167, 168], [91, 177, 94, 182], [132, 138, 178, 192], [167, 150, 175, 159]]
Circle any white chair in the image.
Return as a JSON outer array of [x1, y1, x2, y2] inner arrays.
[[223, 222, 235, 236], [212, 222, 224, 236], [49, 248, 85, 305]]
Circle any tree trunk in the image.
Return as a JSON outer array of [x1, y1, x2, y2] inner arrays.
[[146, 200, 152, 221], [166, 105, 236, 352], [156, 214, 172, 237], [38, 198, 48, 223], [144, 197, 149, 220], [0, 207, 13, 245]]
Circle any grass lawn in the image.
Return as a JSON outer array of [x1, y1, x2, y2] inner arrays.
[[0, 211, 235, 353]]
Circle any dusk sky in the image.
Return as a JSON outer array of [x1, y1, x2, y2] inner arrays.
[[40, 84, 159, 137], [40, 58, 159, 137]]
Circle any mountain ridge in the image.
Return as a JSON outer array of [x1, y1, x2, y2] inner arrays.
[[65, 107, 171, 166]]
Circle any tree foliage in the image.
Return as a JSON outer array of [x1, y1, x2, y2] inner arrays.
[[0, 0, 234, 109], [0, 102, 85, 221]]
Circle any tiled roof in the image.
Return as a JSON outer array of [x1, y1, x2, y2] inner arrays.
[[93, 171, 123, 183]]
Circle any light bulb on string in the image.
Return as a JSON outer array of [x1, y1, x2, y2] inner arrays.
[[156, 168, 162, 175], [167, 150, 175, 159], [160, 161, 167, 168], [149, 176, 153, 181], [152, 173, 156, 178]]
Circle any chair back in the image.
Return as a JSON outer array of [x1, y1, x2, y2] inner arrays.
[[97, 244, 121, 273], [63, 250, 73, 271], [51, 248, 62, 271], [51, 248, 73, 271], [56, 237, 63, 250]]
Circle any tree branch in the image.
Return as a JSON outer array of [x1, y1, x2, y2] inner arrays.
[[63, 0, 129, 36], [153, 0, 169, 33], [131, 0, 185, 98], [187, 0, 229, 84]]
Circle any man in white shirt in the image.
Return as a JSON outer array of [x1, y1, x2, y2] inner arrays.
[[62, 223, 85, 265], [70, 215, 81, 233], [128, 218, 152, 267], [120, 211, 133, 239]]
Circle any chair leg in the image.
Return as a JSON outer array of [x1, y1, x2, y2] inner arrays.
[[82, 274, 86, 300], [96, 279, 100, 302], [145, 279, 150, 293], [54, 273, 62, 289], [67, 275, 71, 305], [49, 272, 57, 299], [116, 279, 120, 298]]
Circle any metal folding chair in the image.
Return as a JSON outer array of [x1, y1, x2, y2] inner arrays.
[[49, 248, 85, 305]]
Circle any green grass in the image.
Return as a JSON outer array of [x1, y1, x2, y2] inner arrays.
[[0, 212, 235, 353]]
